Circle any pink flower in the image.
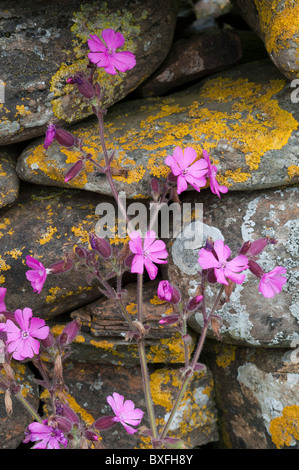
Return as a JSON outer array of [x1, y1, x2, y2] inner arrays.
[[198, 239, 249, 285], [0, 287, 6, 312], [157, 280, 181, 304], [24, 420, 68, 449], [258, 266, 287, 298], [0, 308, 49, 361], [165, 146, 208, 194], [157, 280, 173, 301], [202, 150, 228, 198], [129, 230, 168, 280], [106, 392, 143, 435], [25, 256, 51, 294], [87, 29, 136, 75]]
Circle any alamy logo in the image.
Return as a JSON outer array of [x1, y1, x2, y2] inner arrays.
[[0, 79, 4, 104], [290, 79, 299, 104], [95, 193, 203, 247]]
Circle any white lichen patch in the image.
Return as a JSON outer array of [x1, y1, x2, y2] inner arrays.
[[237, 363, 299, 433]]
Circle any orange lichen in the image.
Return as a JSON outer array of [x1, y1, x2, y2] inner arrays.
[[269, 405, 299, 449]]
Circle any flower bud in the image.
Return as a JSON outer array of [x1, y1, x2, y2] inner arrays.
[[89, 233, 112, 259], [44, 124, 56, 150], [93, 416, 116, 430], [5, 390, 13, 415], [48, 258, 73, 274], [55, 128, 76, 148], [64, 160, 83, 183], [159, 314, 180, 326], [69, 73, 95, 100], [186, 295, 203, 312], [59, 319, 81, 347], [41, 330, 55, 349], [247, 238, 268, 256], [248, 259, 265, 278], [239, 240, 251, 255], [75, 246, 89, 259], [157, 280, 181, 304]]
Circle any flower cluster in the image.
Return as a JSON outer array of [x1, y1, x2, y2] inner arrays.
[[165, 146, 228, 198]]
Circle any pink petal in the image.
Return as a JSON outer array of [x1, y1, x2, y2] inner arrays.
[[29, 318, 49, 340], [87, 52, 109, 67], [129, 231, 143, 254], [144, 258, 158, 280], [102, 29, 125, 50], [198, 249, 219, 269], [131, 255, 145, 275], [224, 270, 246, 284], [26, 256, 42, 270], [213, 239, 231, 264], [214, 268, 229, 285], [87, 35, 107, 53], [181, 147, 197, 169], [226, 255, 249, 272], [143, 230, 157, 251], [15, 308, 32, 330], [107, 392, 124, 416], [121, 422, 138, 434], [111, 51, 136, 72], [165, 155, 181, 176], [176, 175, 188, 194]]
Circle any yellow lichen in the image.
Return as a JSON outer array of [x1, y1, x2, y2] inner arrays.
[[216, 344, 236, 368], [269, 405, 299, 449], [254, 0, 299, 71]]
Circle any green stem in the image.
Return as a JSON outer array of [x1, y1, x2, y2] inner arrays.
[[16, 392, 43, 424], [136, 273, 158, 442], [160, 284, 225, 441]]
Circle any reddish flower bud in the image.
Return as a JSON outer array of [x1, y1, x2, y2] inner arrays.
[[55, 128, 76, 148], [64, 160, 83, 183], [159, 314, 180, 325], [93, 416, 116, 430], [41, 330, 55, 349], [75, 246, 89, 259], [248, 259, 265, 278], [239, 240, 251, 255], [48, 259, 73, 274], [70, 73, 95, 100], [59, 319, 80, 347], [186, 295, 203, 312], [247, 238, 268, 256], [44, 124, 56, 149], [157, 280, 180, 304], [89, 233, 112, 259]]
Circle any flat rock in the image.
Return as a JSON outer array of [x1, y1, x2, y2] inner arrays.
[[204, 340, 299, 449], [167, 186, 299, 348], [0, 146, 20, 209], [41, 359, 218, 449], [0, 0, 177, 145], [0, 183, 126, 319], [16, 59, 299, 198], [136, 30, 242, 97], [231, 0, 299, 80]]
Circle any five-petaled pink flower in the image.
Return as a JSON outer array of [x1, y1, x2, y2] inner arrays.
[[25, 256, 51, 294], [87, 29, 136, 75], [165, 146, 208, 194], [202, 150, 228, 198], [0, 287, 6, 312], [0, 308, 49, 361], [107, 392, 144, 435], [129, 230, 168, 280], [258, 266, 287, 298], [198, 239, 249, 285], [23, 420, 68, 449]]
